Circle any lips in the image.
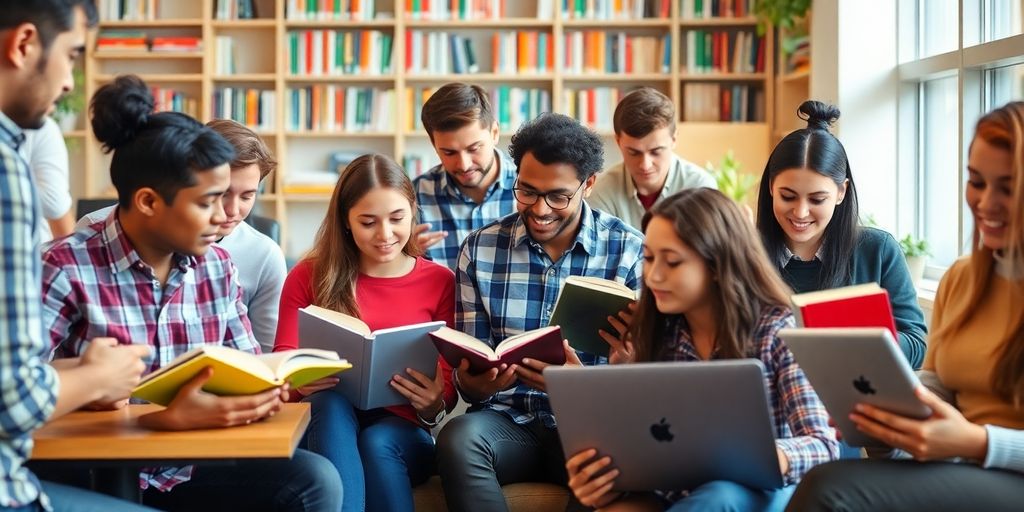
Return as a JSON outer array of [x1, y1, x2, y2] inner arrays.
[[787, 218, 814, 231], [528, 216, 557, 233]]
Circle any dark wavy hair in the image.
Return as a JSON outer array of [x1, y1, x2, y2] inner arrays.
[[756, 100, 860, 288], [508, 112, 604, 181], [91, 75, 236, 209]]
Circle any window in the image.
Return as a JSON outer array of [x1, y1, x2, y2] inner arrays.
[[898, 0, 1024, 280]]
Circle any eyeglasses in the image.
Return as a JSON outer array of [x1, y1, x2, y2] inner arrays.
[[512, 180, 585, 211]]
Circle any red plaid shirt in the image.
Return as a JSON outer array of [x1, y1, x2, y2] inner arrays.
[[41, 210, 258, 492]]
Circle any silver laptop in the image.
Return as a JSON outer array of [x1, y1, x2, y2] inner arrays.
[[779, 327, 932, 447], [545, 360, 783, 492]]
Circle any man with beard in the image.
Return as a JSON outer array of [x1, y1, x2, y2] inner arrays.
[[412, 82, 517, 270], [434, 113, 644, 512]]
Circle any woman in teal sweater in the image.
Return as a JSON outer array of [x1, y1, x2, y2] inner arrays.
[[755, 100, 927, 369]]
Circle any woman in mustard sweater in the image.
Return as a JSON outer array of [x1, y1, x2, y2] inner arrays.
[[787, 102, 1024, 510]]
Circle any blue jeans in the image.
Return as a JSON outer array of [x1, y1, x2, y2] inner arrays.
[[665, 480, 796, 512], [302, 391, 436, 512], [0, 481, 157, 512]]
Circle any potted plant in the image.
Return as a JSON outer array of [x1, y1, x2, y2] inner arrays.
[[754, 0, 812, 35], [899, 234, 931, 285], [53, 67, 85, 133], [706, 150, 758, 221]]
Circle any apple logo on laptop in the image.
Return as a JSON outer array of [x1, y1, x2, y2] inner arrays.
[[853, 375, 876, 395], [650, 418, 674, 442]]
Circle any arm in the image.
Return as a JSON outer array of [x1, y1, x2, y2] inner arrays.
[[246, 244, 287, 352], [29, 119, 73, 237], [46, 210, 75, 239], [878, 233, 928, 368], [273, 261, 315, 352]]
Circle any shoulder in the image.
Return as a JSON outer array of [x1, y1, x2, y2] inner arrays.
[[674, 156, 718, 189], [43, 223, 102, 266], [938, 256, 972, 290], [465, 213, 516, 244], [412, 165, 445, 191], [856, 227, 899, 252], [754, 305, 797, 357], [415, 257, 456, 283], [591, 207, 643, 241], [221, 222, 282, 257]]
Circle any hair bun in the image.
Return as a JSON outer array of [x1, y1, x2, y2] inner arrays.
[[90, 74, 154, 151], [798, 100, 840, 131]]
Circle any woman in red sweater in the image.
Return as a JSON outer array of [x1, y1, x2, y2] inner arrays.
[[274, 153, 456, 512]]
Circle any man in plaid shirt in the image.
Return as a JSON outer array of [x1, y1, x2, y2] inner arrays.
[[435, 113, 644, 512], [412, 82, 517, 270], [39, 75, 340, 511]]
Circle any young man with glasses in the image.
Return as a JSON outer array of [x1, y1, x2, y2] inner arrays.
[[412, 82, 518, 270], [434, 113, 644, 512]]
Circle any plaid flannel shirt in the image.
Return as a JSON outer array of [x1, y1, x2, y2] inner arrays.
[[413, 149, 518, 270], [41, 211, 258, 492], [455, 203, 643, 428], [0, 111, 58, 509]]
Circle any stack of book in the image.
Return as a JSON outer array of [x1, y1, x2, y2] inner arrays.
[[286, 86, 396, 133], [151, 36, 202, 53], [562, 0, 670, 19], [683, 83, 764, 122], [212, 87, 276, 131], [95, 30, 149, 53], [151, 86, 198, 118], [287, 30, 395, 76], [684, 30, 765, 75], [563, 87, 623, 132], [562, 32, 669, 74], [283, 169, 341, 195], [286, 0, 379, 21]]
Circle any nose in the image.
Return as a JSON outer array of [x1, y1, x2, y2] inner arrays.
[[529, 196, 553, 217], [458, 152, 472, 171], [977, 186, 997, 213], [378, 222, 393, 240], [645, 261, 664, 284], [794, 200, 810, 219], [222, 197, 239, 220], [640, 154, 653, 171], [210, 197, 227, 225]]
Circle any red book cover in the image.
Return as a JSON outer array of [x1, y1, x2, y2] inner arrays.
[[756, 34, 765, 72], [791, 284, 899, 341], [429, 326, 566, 375], [305, 30, 313, 74], [405, 29, 413, 70]]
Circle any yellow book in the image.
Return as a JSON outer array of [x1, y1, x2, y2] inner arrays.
[[132, 346, 352, 406]]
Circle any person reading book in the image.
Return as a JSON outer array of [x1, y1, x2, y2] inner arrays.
[[566, 188, 838, 512], [550, 276, 638, 356], [273, 153, 457, 512], [412, 82, 518, 270], [0, 3, 157, 510], [431, 325, 566, 374], [755, 100, 927, 369], [39, 75, 340, 512], [435, 113, 644, 512], [787, 102, 1024, 511]]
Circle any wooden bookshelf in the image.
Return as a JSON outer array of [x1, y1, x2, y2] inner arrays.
[[773, 12, 811, 141], [83, 0, 778, 258]]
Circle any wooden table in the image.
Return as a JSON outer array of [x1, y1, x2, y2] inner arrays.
[[31, 403, 311, 501]]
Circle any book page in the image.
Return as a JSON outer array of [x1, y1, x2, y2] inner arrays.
[[791, 283, 882, 307], [566, 276, 636, 299], [495, 325, 560, 355], [257, 348, 341, 378], [433, 327, 497, 358], [301, 305, 372, 337]]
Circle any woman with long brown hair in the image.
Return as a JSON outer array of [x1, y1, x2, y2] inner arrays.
[[565, 187, 838, 511], [788, 102, 1024, 511], [273, 154, 457, 512]]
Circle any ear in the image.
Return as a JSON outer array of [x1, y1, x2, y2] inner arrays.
[[132, 188, 163, 217], [2, 23, 38, 70], [582, 174, 599, 198], [836, 179, 849, 205], [490, 121, 499, 143]]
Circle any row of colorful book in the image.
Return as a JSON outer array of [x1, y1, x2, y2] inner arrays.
[[402, 154, 437, 179], [682, 83, 764, 122], [562, 0, 670, 20], [286, 30, 395, 76], [211, 87, 276, 132], [404, 0, 507, 20], [214, 0, 260, 20], [95, 31, 202, 53], [679, 0, 756, 19], [684, 30, 765, 75], [562, 87, 624, 132], [286, 0, 379, 21], [286, 86, 396, 133], [151, 87, 199, 118], [562, 32, 669, 75], [405, 31, 555, 75], [100, 0, 159, 21]]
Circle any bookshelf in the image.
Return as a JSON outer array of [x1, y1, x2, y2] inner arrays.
[[83, 0, 776, 259], [773, 12, 810, 141]]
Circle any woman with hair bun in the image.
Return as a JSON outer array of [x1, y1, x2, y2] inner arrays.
[[755, 100, 927, 369]]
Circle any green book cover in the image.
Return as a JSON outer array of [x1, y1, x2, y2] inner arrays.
[[548, 276, 637, 357], [381, 34, 393, 73]]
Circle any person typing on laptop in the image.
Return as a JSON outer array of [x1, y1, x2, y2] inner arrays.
[[566, 188, 838, 511]]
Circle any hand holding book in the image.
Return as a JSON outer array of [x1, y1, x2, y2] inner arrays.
[[515, 339, 584, 393], [597, 302, 637, 365]]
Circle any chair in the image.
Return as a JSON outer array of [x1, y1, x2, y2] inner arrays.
[[75, 198, 117, 221], [245, 214, 280, 245]]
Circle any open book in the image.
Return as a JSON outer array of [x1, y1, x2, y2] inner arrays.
[[548, 276, 637, 357], [132, 346, 351, 406], [429, 325, 566, 375], [790, 283, 898, 340], [299, 305, 445, 410]]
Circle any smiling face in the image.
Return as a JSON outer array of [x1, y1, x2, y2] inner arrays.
[[218, 163, 261, 237], [347, 187, 414, 269], [770, 167, 848, 258], [642, 215, 712, 316], [514, 152, 595, 252], [430, 121, 499, 191], [966, 137, 1016, 251], [616, 126, 676, 196]]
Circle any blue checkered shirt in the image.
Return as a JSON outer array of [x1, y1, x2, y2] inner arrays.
[[0, 111, 58, 509], [658, 306, 839, 493], [455, 203, 644, 428], [413, 149, 518, 270]]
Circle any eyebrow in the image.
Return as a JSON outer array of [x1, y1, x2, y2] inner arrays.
[[517, 181, 573, 194], [967, 168, 1012, 183], [438, 140, 482, 152], [626, 145, 667, 152], [779, 186, 829, 196], [358, 209, 407, 217]]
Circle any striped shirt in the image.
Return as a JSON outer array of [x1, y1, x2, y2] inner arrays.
[[413, 149, 518, 270], [455, 203, 644, 428], [42, 210, 259, 492], [0, 112, 58, 509], [658, 306, 839, 492]]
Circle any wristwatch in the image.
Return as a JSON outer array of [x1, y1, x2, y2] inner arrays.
[[418, 400, 447, 427]]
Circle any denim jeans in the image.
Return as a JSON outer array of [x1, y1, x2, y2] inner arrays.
[[301, 391, 435, 512], [0, 481, 158, 512], [665, 480, 796, 512]]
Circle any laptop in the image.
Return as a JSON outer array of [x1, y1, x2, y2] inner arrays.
[[545, 360, 784, 492], [779, 327, 932, 447]]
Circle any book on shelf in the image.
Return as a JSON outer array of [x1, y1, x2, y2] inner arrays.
[[405, 31, 491, 75], [215, 0, 259, 20], [215, 36, 237, 74], [287, 86, 395, 133], [405, 0, 506, 20], [151, 86, 198, 118], [212, 87, 276, 132], [101, 0, 159, 22], [286, 0, 380, 21], [150, 36, 202, 53], [287, 30, 394, 76], [548, 276, 637, 357], [132, 345, 351, 406], [684, 29, 764, 75], [283, 169, 340, 195], [299, 305, 446, 410], [563, 87, 622, 132], [680, 0, 754, 19], [683, 83, 764, 122], [429, 325, 566, 375], [490, 31, 554, 74], [95, 30, 149, 53], [404, 85, 549, 133], [563, 0, 670, 20], [562, 31, 669, 75], [790, 283, 899, 341], [402, 154, 436, 179]]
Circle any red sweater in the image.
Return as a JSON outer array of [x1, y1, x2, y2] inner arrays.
[[274, 257, 457, 426]]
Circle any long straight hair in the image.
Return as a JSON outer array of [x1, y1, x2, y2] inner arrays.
[[934, 101, 1024, 405], [631, 188, 793, 362], [756, 101, 860, 288], [305, 154, 423, 317]]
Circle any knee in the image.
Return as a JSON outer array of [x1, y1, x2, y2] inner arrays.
[[292, 450, 344, 511], [305, 392, 357, 430], [787, 463, 847, 512], [357, 424, 403, 460], [435, 413, 492, 465], [683, 480, 754, 512]]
